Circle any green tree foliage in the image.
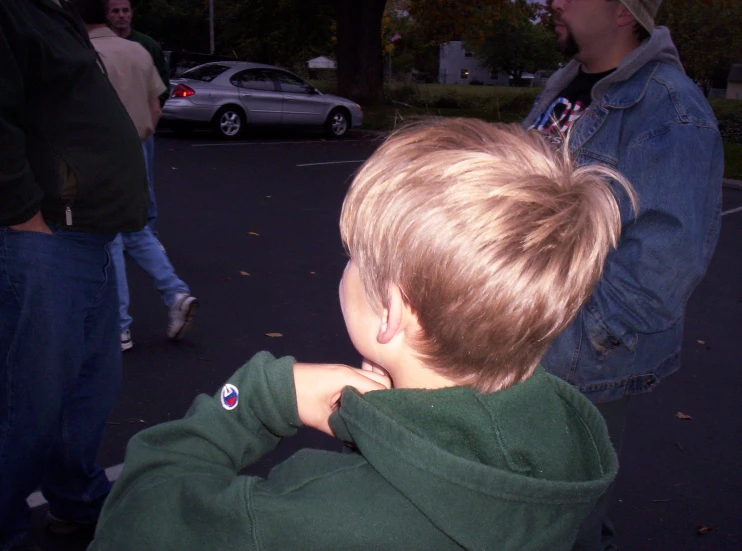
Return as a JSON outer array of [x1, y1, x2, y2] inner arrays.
[[407, 0, 508, 47], [217, 0, 336, 68], [657, 0, 742, 94], [381, 1, 439, 80], [133, 0, 336, 69], [133, 0, 210, 53], [467, 0, 563, 82]]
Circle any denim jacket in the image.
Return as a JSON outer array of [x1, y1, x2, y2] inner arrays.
[[524, 28, 723, 403]]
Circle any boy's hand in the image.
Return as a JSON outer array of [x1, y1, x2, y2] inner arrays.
[[293, 363, 392, 436]]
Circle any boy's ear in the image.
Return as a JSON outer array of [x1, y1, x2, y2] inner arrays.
[[377, 283, 406, 344]]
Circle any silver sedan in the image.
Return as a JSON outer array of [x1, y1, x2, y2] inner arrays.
[[162, 61, 363, 139]]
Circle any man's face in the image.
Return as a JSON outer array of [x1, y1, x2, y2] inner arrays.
[[551, 0, 624, 57], [107, 0, 133, 34]]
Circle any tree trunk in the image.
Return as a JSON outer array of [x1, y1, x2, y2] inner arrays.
[[335, 0, 387, 105]]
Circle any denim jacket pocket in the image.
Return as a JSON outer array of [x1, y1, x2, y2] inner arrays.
[[584, 301, 638, 359]]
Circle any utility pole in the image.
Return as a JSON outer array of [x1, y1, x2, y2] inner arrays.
[[209, 0, 215, 54]]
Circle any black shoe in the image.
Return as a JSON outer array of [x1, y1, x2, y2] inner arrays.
[[45, 514, 97, 538]]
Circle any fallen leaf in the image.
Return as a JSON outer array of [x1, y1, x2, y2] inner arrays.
[[675, 443, 684, 451], [697, 525, 711, 535], [651, 499, 670, 503], [248, 232, 260, 236], [240, 271, 250, 276], [310, 271, 316, 274], [171, 166, 178, 170], [266, 196, 272, 198], [697, 340, 706, 345], [675, 412, 692, 420], [265, 332, 283, 338], [126, 418, 148, 424]]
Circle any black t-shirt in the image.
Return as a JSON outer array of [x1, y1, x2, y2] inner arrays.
[[530, 68, 616, 140]]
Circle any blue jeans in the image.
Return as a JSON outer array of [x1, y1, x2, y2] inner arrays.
[[143, 135, 158, 234], [0, 227, 120, 550], [110, 226, 190, 332]]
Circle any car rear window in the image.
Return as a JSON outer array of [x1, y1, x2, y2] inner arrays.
[[230, 69, 276, 91], [180, 64, 230, 82]]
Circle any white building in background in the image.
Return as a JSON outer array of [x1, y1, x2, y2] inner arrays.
[[438, 41, 509, 85], [306, 56, 336, 69]]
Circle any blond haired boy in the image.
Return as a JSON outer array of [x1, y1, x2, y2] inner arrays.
[[90, 119, 633, 551]]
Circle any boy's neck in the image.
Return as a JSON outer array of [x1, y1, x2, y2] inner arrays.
[[393, 369, 458, 390], [375, 355, 459, 390]]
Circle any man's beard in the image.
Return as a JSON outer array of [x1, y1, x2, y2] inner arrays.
[[556, 27, 580, 57]]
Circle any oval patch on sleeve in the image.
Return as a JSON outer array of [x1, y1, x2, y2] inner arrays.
[[221, 384, 239, 410]]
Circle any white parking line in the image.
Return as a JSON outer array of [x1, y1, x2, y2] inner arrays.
[[721, 206, 742, 217], [26, 464, 124, 509], [191, 139, 370, 147], [296, 160, 366, 167]]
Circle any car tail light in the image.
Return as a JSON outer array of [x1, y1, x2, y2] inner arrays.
[[171, 84, 195, 98]]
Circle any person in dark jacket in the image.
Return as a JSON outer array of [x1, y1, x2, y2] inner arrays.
[[90, 119, 631, 551], [0, 0, 148, 548]]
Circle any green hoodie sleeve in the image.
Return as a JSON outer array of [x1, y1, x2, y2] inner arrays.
[[91, 352, 301, 551]]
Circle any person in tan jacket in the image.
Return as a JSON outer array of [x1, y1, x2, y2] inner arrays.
[[76, 0, 199, 353]]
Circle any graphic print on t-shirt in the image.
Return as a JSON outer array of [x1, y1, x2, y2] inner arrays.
[[530, 96, 586, 136], [529, 67, 616, 146]]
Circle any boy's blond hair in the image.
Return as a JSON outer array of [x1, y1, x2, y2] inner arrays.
[[340, 118, 635, 392]]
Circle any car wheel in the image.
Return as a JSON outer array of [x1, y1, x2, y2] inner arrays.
[[212, 106, 245, 139], [325, 108, 350, 138]]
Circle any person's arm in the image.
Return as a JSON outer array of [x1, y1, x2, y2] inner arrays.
[[90, 352, 389, 550], [144, 57, 166, 139], [150, 42, 170, 105], [580, 123, 723, 352], [148, 97, 161, 134], [0, 19, 46, 228]]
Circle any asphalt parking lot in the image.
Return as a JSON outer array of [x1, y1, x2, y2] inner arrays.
[[29, 129, 742, 550]]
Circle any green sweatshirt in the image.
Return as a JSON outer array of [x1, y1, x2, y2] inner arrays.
[[90, 352, 617, 551], [124, 29, 170, 105]]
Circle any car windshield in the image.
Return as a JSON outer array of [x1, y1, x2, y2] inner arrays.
[[180, 64, 230, 82]]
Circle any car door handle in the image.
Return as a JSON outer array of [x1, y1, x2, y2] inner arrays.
[[241, 92, 252, 97], [285, 96, 295, 102]]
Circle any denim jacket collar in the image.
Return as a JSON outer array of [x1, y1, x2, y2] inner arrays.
[[524, 27, 684, 129]]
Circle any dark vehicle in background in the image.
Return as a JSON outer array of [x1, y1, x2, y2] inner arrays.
[[161, 61, 363, 139]]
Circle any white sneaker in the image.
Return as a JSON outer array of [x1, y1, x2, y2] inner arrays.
[[121, 329, 133, 352], [167, 293, 199, 341]]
